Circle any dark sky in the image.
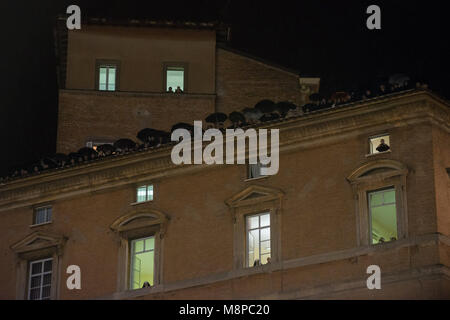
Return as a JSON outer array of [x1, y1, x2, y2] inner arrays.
[[0, 0, 448, 176]]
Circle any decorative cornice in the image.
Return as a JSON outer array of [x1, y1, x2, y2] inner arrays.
[[0, 90, 448, 212], [110, 208, 170, 235], [11, 231, 67, 256]]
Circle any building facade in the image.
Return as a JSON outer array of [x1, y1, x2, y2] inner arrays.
[[0, 19, 449, 300]]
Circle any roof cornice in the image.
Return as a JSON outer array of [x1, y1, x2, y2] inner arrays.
[[0, 90, 448, 212]]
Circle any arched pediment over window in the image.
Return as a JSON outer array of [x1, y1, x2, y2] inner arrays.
[[225, 185, 284, 209], [346, 159, 409, 246], [347, 159, 408, 184], [110, 209, 170, 235]]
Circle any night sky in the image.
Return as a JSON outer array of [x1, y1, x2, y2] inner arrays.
[[0, 1, 448, 176]]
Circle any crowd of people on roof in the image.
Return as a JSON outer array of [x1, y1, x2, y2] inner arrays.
[[0, 75, 428, 183]]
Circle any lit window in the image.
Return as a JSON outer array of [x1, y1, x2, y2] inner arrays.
[[28, 258, 52, 300], [137, 185, 154, 203], [130, 236, 155, 289], [98, 65, 117, 91], [248, 163, 266, 179], [369, 188, 398, 244], [166, 67, 184, 92], [246, 212, 271, 267], [369, 134, 390, 154], [34, 206, 52, 225]]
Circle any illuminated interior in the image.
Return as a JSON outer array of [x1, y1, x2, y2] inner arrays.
[[130, 237, 155, 289], [369, 188, 398, 244], [166, 67, 184, 91], [137, 185, 153, 203], [369, 135, 390, 154], [99, 66, 116, 91], [247, 213, 271, 266]]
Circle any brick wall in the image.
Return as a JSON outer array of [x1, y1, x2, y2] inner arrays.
[[215, 48, 306, 115], [57, 90, 215, 153]]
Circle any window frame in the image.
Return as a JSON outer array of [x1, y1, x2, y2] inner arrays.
[[135, 184, 154, 204], [95, 60, 120, 91], [246, 163, 269, 181], [28, 258, 53, 300], [110, 209, 169, 292], [368, 133, 391, 155], [162, 62, 188, 93], [129, 236, 156, 290], [347, 159, 409, 247], [367, 186, 399, 245], [225, 185, 284, 270], [245, 212, 271, 268], [32, 205, 53, 226]]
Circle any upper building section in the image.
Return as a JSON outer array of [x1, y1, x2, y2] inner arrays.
[[54, 17, 315, 154], [58, 18, 224, 94]]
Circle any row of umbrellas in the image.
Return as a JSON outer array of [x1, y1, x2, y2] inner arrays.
[[2, 74, 419, 181]]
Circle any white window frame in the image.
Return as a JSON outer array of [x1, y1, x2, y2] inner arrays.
[[368, 133, 391, 155], [28, 258, 53, 300], [136, 185, 154, 203], [33, 206, 52, 226], [246, 212, 271, 267], [98, 64, 117, 91], [129, 236, 155, 290]]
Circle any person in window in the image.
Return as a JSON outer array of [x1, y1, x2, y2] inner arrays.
[[253, 259, 260, 267], [175, 86, 183, 93], [142, 281, 151, 288], [376, 139, 390, 152], [167, 87, 173, 93]]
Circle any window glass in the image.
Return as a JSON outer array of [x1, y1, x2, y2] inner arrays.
[[369, 188, 398, 244], [246, 213, 271, 267], [130, 237, 155, 289], [369, 135, 390, 154], [136, 185, 153, 203], [34, 207, 52, 225], [28, 258, 52, 300], [147, 185, 154, 201], [248, 163, 267, 179], [99, 67, 107, 91], [166, 67, 184, 92], [98, 65, 116, 91]]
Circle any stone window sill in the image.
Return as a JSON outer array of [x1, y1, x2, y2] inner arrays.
[[30, 221, 52, 228], [244, 176, 269, 182], [365, 150, 391, 158]]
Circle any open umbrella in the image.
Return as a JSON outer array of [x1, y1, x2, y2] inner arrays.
[[254, 99, 275, 114], [302, 103, 317, 113], [78, 147, 98, 158], [137, 128, 164, 143], [96, 144, 116, 155], [274, 101, 296, 117], [243, 108, 263, 123], [171, 122, 194, 133], [68, 152, 83, 165], [205, 112, 227, 125], [113, 139, 137, 151], [229, 111, 245, 127]]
